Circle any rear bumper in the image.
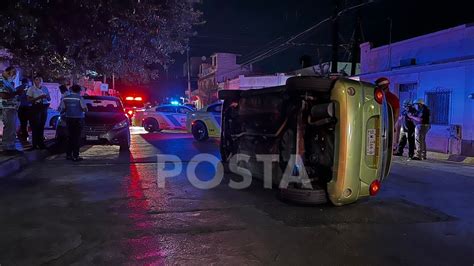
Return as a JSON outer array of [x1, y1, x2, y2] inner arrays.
[[83, 127, 130, 145], [56, 125, 130, 146], [327, 80, 393, 206]]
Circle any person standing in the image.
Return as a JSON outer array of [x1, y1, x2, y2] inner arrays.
[[27, 76, 48, 149], [375, 77, 400, 151], [0, 67, 25, 155], [16, 78, 31, 142], [408, 99, 431, 160], [394, 100, 416, 159], [59, 85, 87, 161]]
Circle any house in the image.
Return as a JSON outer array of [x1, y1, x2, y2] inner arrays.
[[359, 24, 474, 156], [196, 53, 252, 108]]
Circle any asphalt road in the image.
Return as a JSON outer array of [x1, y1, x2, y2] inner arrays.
[[0, 130, 473, 265]]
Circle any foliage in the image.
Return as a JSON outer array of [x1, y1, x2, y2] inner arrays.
[[0, 0, 202, 83]]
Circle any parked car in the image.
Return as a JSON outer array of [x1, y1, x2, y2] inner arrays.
[[219, 76, 393, 206], [134, 104, 194, 132], [186, 102, 222, 141], [123, 96, 146, 122], [56, 96, 131, 150]]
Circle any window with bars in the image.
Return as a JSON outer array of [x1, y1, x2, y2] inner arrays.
[[426, 90, 451, 125]]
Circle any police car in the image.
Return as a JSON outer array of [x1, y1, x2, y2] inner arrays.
[[135, 104, 194, 132], [186, 102, 222, 141]]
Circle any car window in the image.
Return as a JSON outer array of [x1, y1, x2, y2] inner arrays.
[[207, 104, 222, 113], [177, 107, 191, 114], [156, 106, 176, 113], [85, 99, 123, 113]]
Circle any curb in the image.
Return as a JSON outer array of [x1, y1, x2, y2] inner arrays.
[[427, 151, 474, 165], [0, 140, 56, 179]]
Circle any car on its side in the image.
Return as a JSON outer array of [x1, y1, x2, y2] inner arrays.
[[133, 104, 194, 132], [186, 102, 222, 141], [56, 96, 131, 150], [219, 76, 393, 206]]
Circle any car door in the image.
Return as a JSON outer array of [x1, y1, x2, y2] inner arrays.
[[208, 103, 222, 128], [155, 106, 177, 130], [174, 107, 192, 130]]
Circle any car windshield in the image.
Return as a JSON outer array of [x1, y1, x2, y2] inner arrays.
[[85, 99, 123, 113]]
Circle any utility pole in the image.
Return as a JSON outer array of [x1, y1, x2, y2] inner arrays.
[[331, 0, 342, 74], [387, 17, 393, 71], [187, 47, 191, 103], [351, 0, 363, 76]]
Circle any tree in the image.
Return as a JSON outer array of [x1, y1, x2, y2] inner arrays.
[[0, 0, 202, 83]]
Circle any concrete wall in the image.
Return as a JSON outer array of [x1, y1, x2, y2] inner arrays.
[[360, 24, 474, 156], [361, 24, 474, 74], [360, 58, 474, 156]]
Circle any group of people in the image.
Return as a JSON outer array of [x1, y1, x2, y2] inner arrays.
[[0, 67, 51, 155], [1, 66, 87, 161], [375, 77, 431, 161]]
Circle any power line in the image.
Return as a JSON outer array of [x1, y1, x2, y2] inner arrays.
[[198, 1, 375, 82]]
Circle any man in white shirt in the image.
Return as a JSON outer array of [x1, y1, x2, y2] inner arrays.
[[27, 76, 48, 149]]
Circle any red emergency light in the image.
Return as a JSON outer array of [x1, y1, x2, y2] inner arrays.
[[125, 97, 134, 101], [134, 97, 143, 101]]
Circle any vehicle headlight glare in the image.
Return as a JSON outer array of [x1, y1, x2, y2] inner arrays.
[[113, 119, 129, 130]]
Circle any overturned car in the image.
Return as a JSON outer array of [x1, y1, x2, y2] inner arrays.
[[219, 76, 393, 206]]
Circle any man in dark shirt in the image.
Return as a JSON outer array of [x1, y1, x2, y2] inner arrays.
[[408, 99, 431, 160], [394, 100, 416, 158]]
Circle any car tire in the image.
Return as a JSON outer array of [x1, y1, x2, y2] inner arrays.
[[192, 121, 209, 141], [119, 141, 130, 151], [285, 76, 334, 92], [49, 116, 59, 129], [218, 90, 241, 100], [143, 118, 159, 133]]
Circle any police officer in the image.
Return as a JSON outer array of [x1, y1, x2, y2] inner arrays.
[[394, 100, 416, 159], [408, 99, 431, 160], [59, 85, 87, 161], [27, 76, 48, 149], [0, 67, 25, 155]]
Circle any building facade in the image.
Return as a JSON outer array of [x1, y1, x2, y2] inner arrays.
[[196, 53, 252, 107], [359, 24, 474, 156]]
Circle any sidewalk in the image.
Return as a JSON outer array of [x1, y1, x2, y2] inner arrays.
[[0, 129, 56, 178], [426, 151, 474, 164]]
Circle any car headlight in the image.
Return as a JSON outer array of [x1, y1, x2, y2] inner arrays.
[[113, 119, 129, 130]]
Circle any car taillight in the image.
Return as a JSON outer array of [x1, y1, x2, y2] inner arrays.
[[369, 180, 381, 196], [127, 110, 134, 117], [374, 88, 384, 104]]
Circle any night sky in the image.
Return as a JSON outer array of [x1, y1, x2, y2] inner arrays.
[[155, 0, 472, 100]]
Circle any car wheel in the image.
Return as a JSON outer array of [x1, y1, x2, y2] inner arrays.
[[49, 116, 59, 128], [143, 118, 159, 133], [192, 121, 209, 141], [120, 141, 130, 151]]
